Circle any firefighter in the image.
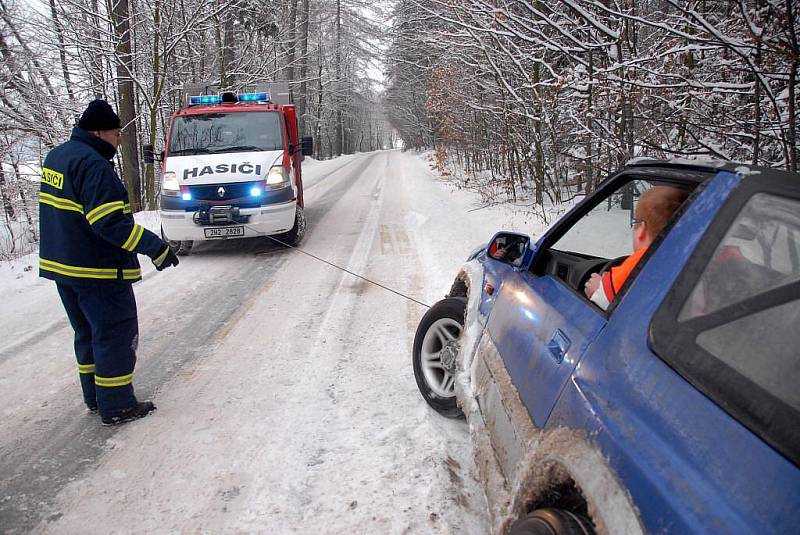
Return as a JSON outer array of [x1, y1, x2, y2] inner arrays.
[[39, 99, 179, 425]]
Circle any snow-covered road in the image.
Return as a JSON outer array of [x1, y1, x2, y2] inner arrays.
[[0, 150, 545, 533]]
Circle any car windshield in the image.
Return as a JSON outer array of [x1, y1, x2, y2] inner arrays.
[[168, 111, 284, 156]]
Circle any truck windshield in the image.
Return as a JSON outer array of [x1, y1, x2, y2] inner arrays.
[[168, 111, 284, 156]]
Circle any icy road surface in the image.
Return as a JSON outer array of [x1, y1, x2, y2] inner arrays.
[[0, 150, 543, 533]]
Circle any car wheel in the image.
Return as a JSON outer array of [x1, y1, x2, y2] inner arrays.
[[412, 297, 466, 418], [161, 226, 192, 256], [277, 205, 306, 246], [509, 508, 595, 535]]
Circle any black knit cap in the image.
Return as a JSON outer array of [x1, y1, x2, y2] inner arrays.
[[78, 99, 121, 131]]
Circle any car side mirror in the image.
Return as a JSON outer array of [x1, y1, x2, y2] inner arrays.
[[487, 231, 531, 267], [301, 136, 313, 156]]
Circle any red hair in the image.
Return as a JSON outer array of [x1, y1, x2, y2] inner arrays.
[[635, 186, 689, 238]]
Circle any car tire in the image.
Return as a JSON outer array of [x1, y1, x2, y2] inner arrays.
[[161, 226, 192, 256], [508, 508, 595, 535], [277, 205, 306, 246], [412, 297, 466, 418]]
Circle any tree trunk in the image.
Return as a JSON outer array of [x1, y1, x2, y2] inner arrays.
[[786, 0, 798, 172], [223, 6, 235, 88], [49, 0, 75, 102], [0, 164, 15, 220], [11, 161, 36, 243], [89, 0, 106, 98], [145, 0, 162, 209], [334, 0, 343, 156], [298, 0, 310, 134], [285, 0, 299, 84], [107, 0, 142, 210]]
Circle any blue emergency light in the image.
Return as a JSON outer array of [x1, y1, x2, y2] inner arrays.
[[188, 94, 222, 105], [238, 92, 270, 102]]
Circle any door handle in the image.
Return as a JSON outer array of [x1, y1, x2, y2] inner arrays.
[[547, 329, 571, 364]]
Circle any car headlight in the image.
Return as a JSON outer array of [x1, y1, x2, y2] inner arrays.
[[162, 171, 179, 196], [265, 165, 289, 187]]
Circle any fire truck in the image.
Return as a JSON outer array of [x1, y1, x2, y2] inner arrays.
[[144, 88, 312, 254]]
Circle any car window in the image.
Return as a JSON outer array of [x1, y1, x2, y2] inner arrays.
[[551, 180, 649, 258], [695, 300, 799, 412], [680, 194, 800, 320], [677, 193, 800, 412]]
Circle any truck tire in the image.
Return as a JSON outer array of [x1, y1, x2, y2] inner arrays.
[[412, 297, 466, 418], [277, 205, 306, 246], [161, 226, 193, 256], [509, 508, 595, 535]]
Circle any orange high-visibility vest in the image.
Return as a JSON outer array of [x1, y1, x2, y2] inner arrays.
[[601, 246, 649, 302]]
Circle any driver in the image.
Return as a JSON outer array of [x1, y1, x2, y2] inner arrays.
[[584, 185, 688, 309]]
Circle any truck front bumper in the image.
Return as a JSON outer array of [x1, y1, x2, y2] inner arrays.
[[160, 200, 296, 241]]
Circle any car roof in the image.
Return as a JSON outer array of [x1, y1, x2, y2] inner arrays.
[[625, 158, 795, 184]]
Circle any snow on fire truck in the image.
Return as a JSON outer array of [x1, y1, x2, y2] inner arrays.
[[144, 86, 313, 254]]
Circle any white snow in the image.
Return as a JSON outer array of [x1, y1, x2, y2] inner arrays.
[[0, 150, 554, 533]]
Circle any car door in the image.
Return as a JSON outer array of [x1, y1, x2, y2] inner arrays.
[[483, 173, 702, 429], [486, 265, 606, 427]]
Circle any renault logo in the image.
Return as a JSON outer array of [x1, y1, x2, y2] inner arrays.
[[217, 187, 225, 198]]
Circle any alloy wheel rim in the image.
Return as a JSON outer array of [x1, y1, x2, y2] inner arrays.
[[420, 317, 462, 398]]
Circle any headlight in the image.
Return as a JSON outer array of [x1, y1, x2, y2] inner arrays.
[[265, 165, 289, 187], [162, 172, 179, 196]]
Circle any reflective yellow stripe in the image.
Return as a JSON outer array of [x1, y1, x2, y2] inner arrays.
[[39, 258, 118, 280], [95, 373, 133, 387], [121, 224, 144, 251], [123, 203, 132, 214], [122, 268, 142, 280], [86, 201, 125, 224], [39, 192, 84, 214], [153, 247, 169, 267], [78, 363, 96, 374]]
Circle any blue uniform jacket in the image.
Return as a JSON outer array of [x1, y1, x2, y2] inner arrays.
[[39, 128, 166, 284]]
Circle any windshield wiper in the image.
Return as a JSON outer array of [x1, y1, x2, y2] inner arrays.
[[209, 145, 266, 153], [168, 148, 214, 156]]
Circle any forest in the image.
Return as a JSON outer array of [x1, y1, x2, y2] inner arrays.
[[385, 0, 798, 215]]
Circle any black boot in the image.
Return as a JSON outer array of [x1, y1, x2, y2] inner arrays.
[[101, 401, 156, 426]]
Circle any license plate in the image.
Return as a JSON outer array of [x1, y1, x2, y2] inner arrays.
[[204, 226, 244, 238]]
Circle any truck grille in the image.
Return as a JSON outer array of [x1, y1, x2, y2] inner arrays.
[[188, 181, 257, 201]]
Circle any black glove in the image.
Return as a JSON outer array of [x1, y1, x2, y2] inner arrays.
[[152, 244, 179, 271]]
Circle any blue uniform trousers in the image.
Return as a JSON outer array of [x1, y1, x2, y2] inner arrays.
[[56, 282, 139, 418]]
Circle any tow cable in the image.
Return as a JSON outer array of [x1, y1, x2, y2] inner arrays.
[[248, 228, 432, 309]]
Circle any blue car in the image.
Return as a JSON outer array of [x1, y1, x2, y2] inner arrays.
[[412, 160, 799, 534]]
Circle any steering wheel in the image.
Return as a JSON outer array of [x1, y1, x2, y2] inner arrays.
[[575, 255, 629, 292]]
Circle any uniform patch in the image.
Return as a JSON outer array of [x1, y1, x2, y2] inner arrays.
[[42, 168, 65, 189]]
